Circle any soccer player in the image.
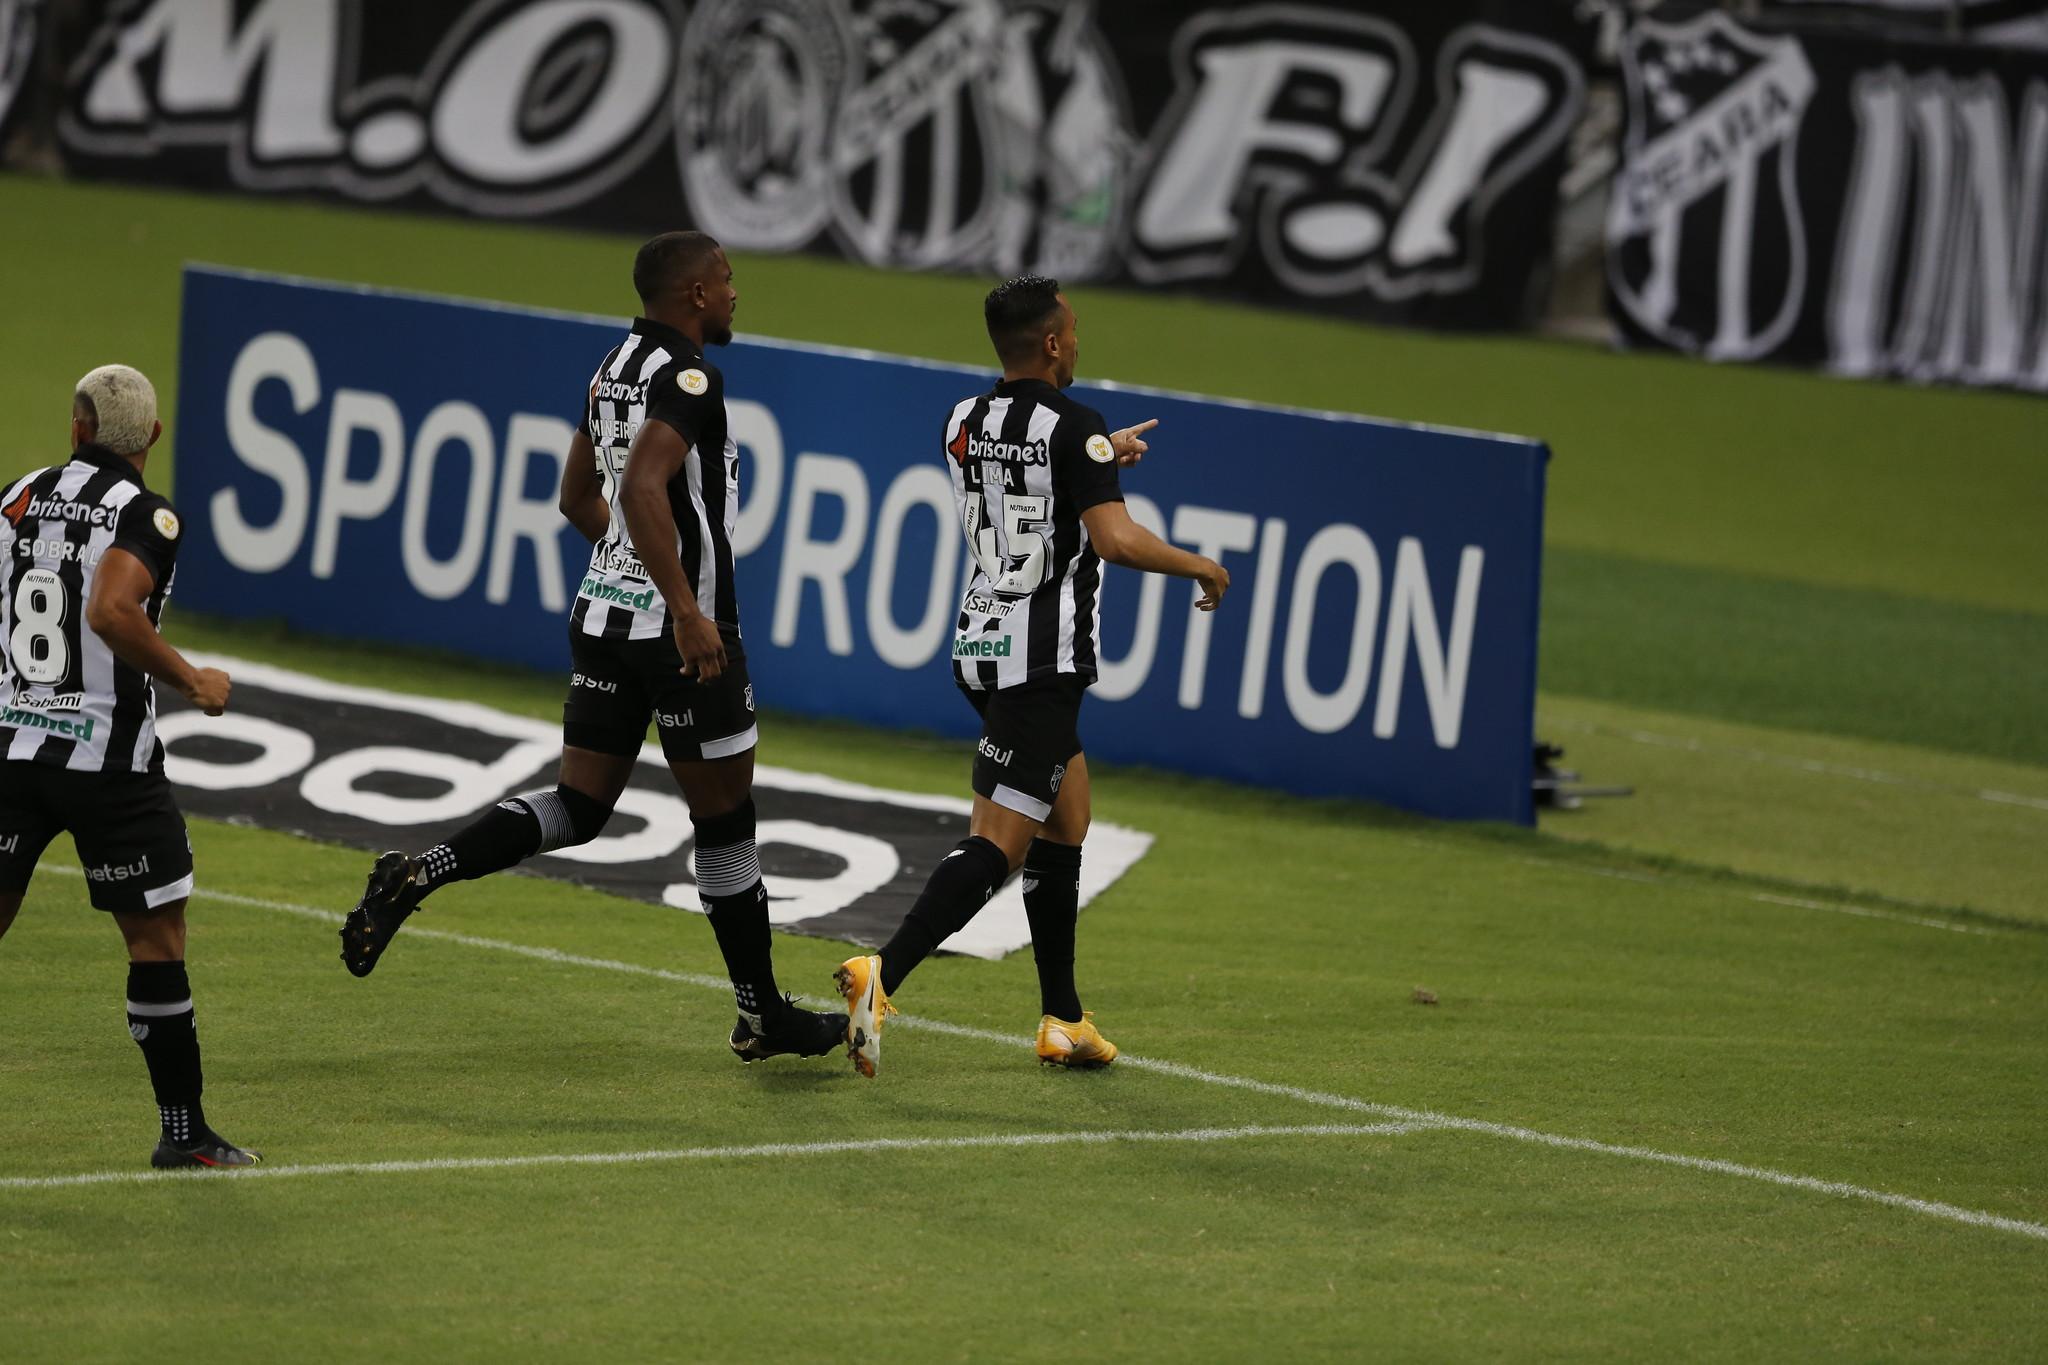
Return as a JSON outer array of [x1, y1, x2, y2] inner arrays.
[[834, 276, 1229, 1077], [340, 231, 846, 1064], [0, 365, 259, 1168]]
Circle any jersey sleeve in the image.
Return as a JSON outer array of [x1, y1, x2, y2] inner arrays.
[[644, 361, 722, 449], [111, 492, 183, 587], [0, 472, 31, 554], [1056, 406, 1124, 514]]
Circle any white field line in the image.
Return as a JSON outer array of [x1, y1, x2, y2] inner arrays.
[[1552, 859, 2000, 937], [0, 1122, 1417, 1192], [32, 869, 2048, 1243], [1113, 1057, 2048, 1243], [1541, 716, 2048, 814], [1745, 891, 1990, 935]]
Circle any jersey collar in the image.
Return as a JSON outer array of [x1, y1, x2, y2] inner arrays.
[[992, 376, 1059, 399], [72, 443, 146, 487], [632, 316, 702, 362]]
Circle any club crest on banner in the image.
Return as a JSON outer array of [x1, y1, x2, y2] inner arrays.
[[1608, 11, 1818, 361], [676, 0, 853, 253], [678, 0, 1127, 278]]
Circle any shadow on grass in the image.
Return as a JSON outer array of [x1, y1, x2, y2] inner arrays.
[[171, 612, 2039, 938]]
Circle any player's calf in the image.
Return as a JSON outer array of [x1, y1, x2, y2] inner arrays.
[[127, 958, 262, 1168], [692, 799, 799, 1037], [875, 835, 1011, 1000], [1021, 838, 1084, 1024], [339, 785, 611, 976], [832, 835, 1008, 1077]]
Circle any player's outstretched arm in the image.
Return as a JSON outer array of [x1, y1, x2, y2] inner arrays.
[[1081, 501, 1230, 611], [619, 419, 727, 680], [1110, 418, 1157, 467], [85, 548, 231, 714], [558, 428, 610, 543]]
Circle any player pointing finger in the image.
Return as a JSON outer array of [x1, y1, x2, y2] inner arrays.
[[835, 278, 1229, 1079], [1110, 417, 1157, 465]]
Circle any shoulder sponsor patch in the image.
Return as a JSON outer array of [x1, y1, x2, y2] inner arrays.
[[1085, 433, 1116, 464], [678, 368, 709, 396], [152, 507, 181, 540]]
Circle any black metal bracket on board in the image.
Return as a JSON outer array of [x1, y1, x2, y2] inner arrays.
[[1533, 742, 1634, 812]]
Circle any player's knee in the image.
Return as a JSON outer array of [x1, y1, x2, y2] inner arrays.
[[690, 798, 755, 850], [1043, 806, 1090, 846], [512, 785, 612, 854], [117, 902, 187, 961], [673, 761, 754, 821], [555, 785, 611, 843]]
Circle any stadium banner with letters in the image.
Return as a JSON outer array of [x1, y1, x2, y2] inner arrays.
[[175, 266, 1549, 824], [52, 0, 1592, 331], [0, 0, 38, 143], [1759, 1, 2048, 48], [156, 654, 1151, 959], [1608, 4, 2048, 393]]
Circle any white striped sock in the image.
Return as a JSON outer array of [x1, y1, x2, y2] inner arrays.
[[694, 839, 761, 899]]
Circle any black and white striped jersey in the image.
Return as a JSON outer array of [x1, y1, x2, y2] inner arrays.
[[945, 378, 1124, 691], [570, 316, 741, 643], [0, 445, 183, 773]]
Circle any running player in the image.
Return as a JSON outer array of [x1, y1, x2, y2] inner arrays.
[[339, 231, 846, 1064], [0, 364, 259, 1167], [834, 276, 1228, 1077]]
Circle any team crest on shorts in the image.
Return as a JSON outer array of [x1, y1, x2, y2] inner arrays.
[[678, 369, 709, 395], [744, 684, 755, 712], [152, 507, 180, 539], [1049, 763, 1066, 794]]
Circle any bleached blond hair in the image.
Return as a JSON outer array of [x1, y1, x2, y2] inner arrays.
[[74, 364, 158, 456]]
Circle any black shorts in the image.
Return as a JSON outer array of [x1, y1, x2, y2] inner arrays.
[[0, 763, 195, 914], [960, 676, 1086, 821], [562, 626, 758, 764]]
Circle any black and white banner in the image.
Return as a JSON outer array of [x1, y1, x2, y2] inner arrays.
[[156, 654, 1151, 960], [1609, 4, 2048, 392], [0, 0, 38, 142], [49, 0, 1592, 330], [1764, 0, 2048, 49]]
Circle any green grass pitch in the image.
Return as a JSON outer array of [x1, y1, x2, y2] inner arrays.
[[0, 176, 2043, 1361]]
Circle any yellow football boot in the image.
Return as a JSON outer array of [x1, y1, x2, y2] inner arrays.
[[1036, 1012, 1118, 1068], [833, 954, 894, 1078]]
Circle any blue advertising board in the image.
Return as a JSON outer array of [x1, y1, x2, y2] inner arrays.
[[175, 266, 1547, 823]]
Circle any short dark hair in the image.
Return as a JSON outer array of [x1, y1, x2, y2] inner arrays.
[[634, 230, 724, 303], [984, 275, 1064, 364]]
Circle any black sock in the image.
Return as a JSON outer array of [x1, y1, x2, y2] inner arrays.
[[418, 786, 610, 893], [127, 961, 205, 1146], [694, 801, 784, 1025], [880, 836, 1011, 995], [1022, 839, 1084, 1021]]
